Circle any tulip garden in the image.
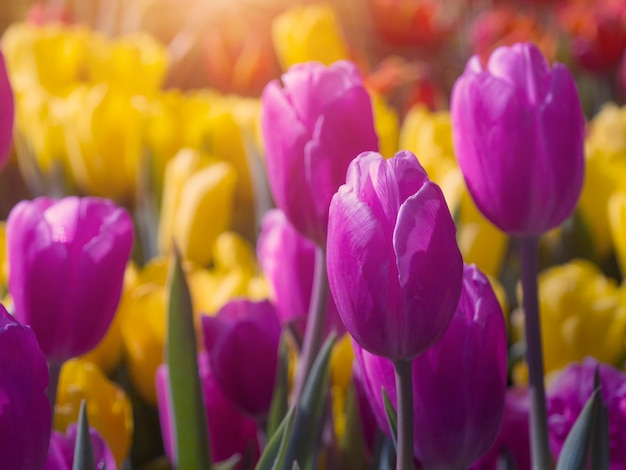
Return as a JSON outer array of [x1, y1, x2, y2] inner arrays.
[[3, 0, 626, 469]]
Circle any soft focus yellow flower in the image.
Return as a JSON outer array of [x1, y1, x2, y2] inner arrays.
[[330, 334, 355, 442], [369, 91, 399, 159], [64, 83, 144, 201], [400, 106, 508, 276], [579, 103, 626, 258], [120, 281, 167, 405], [158, 148, 237, 266], [271, 4, 349, 70], [609, 191, 626, 276], [0, 222, 8, 295], [55, 359, 133, 465], [538, 259, 626, 375], [88, 32, 169, 95], [2, 23, 91, 95]]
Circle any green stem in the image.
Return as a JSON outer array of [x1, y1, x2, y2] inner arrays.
[[394, 359, 415, 470], [519, 236, 552, 470], [47, 361, 63, 415], [292, 246, 329, 403]]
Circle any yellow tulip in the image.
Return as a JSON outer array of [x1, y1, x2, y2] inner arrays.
[[54, 359, 133, 465], [330, 334, 355, 441], [369, 91, 399, 159], [579, 103, 626, 258], [537, 259, 626, 375], [272, 4, 349, 70], [2, 23, 90, 95], [120, 282, 167, 405], [158, 148, 237, 266], [609, 191, 626, 276], [64, 83, 144, 202], [88, 32, 169, 95]]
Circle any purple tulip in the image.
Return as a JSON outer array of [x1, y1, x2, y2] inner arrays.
[[546, 357, 626, 468], [44, 425, 117, 470], [0, 304, 51, 470], [257, 209, 345, 339], [450, 42, 585, 235], [327, 150, 463, 361], [0, 51, 13, 169], [201, 299, 281, 418], [353, 264, 507, 468], [156, 352, 260, 466], [261, 60, 379, 246], [7, 196, 133, 363], [471, 387, 531, 470]]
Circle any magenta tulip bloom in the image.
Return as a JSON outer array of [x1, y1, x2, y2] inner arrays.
[[7, 196, 133, 363], [0, 305, 51, 470], [45, 425, 117, 470], [327, 150, 463, 361], [156, 352, 260, 466], [0, 51, 13, 168], [451, 42, 585, 235], [546, 357, 626, 468], [471, 387, 531, 470], [202, 299, 281, 418], [257, 209, 345, 338], [354, 264, 507, 468], [261, 60, 378, 245]]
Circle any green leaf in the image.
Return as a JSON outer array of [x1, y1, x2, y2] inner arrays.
[[214, 455, 241, 470], [282, 333, 336, 470], [591, 368, 610, 470], [382, 388, 398, 448], [167, 246, 212, 470], [267, 331, 291, 437], [555, 388, 601, 470], [72, 400, 95, 470], [255, 407, 296, 470]]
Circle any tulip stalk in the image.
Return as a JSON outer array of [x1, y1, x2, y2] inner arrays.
[[394, 359, 415, 470], [519, 236, 552, 470], [292, 246, 329, 402], [47, 361, 62, 413]]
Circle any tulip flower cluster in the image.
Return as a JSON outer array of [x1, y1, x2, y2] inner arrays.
[[3, 0, 626, 469]]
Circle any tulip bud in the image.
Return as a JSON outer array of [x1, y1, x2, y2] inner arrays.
[[156, 352, 260, 466], [257, 208, 345, 338], [261, 60, 378, 245], [546, 357, 626, 466], [354, 264, 507, 468], [327, 150, 463, 361], [201, 299, 281, 418], [0, 305, 51, 469], [451, 42, 585, 235], [7, 196, 133, 364]]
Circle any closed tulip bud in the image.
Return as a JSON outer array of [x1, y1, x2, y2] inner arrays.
[[257, 209, 345, 338], [0, 305, 51, 470], [7, 196, 133, 364], [547, 357, 626, 466], [451, 42, 585, 236], [261, 60, 378, 246], [158, 148, 237, 266], [354, 264, 507, 469], [271, 4, 350, 70], [45, 424, 117, 470], [537, 259, 626, 375], [327, 150, 463, 361], [156, 352, 260, 466], [202, 299, 281, 418]]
